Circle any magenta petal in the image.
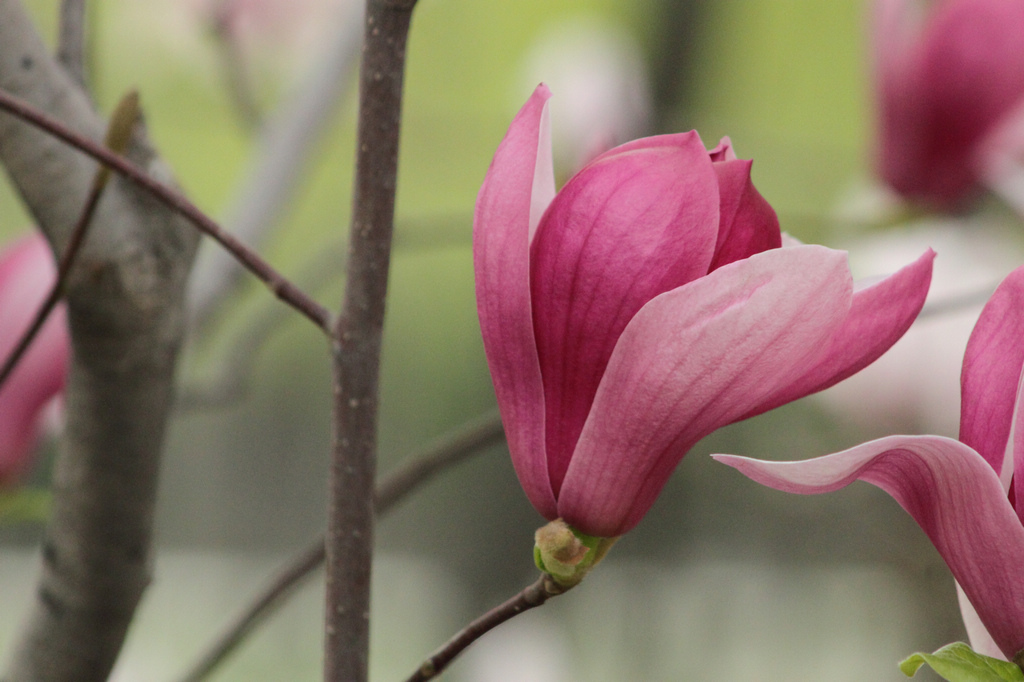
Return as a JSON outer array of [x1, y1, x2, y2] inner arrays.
[[958, 583, 1006, 660], [557, 245, 852, 537], [0, 234, 68, 483], [474, 85, 557, 517], [708, 158, 781, 271], [714, 436, 1024, 660], [530, 131, 719, 496], [960, 265, 1024, 475], [742, 248, 934, 419]]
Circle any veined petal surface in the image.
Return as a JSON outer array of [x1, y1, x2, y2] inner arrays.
[[474, 84, 556, 517], [960, 265, 1024, 475], [714, 436, 1024, 660], [530, 131, 719, 495], [743, 248, 934, 418], [559, 245, 852, 537]]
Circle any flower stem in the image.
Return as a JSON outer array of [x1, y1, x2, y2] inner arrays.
[[404, 574, 569, 682]]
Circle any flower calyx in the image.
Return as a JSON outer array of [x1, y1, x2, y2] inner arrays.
[[533, 518, 617, 589]]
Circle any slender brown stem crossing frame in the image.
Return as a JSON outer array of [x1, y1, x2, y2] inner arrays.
[[0, 87, 332, 333], [405, 574, 569, 682], [0, 90, 138, 390], [174, 410, 504, 682]]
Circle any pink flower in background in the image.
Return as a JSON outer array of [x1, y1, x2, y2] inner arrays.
[[0, 234, 69, 485], [715, 266, 1024, 661], [474, 84, 935, 538], [875, 0, 1024, 207]]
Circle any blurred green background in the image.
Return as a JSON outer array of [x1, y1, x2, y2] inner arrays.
[[0, 0, 981, 679]]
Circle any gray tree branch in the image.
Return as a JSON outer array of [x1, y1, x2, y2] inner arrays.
[[187, 1, 364, 328], [0, 1, 199, 680]]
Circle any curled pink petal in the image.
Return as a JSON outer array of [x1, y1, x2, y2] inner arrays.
[[960, 265, 1024, 475], [0, 234, 69, 484], [559, 246, 852, 537], [474, 84, 556, 517], [958, 583, 1005, 660], [708, 158, 781, 271], [744, 248, 935, 418], [714, 436, 1024, 660]]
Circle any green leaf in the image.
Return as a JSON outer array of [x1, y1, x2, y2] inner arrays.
[[900, 642, 1024, 681]]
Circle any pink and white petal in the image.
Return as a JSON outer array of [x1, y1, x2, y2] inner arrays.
[[0, 234, 68, 483], [958, 582, 1006, 660], [557, 245, 852, 537], [708, 158, 781, 271], [714, 436, 1024, 660], [741, 248, 934, 419], [707, 136, 736, 162], [961, 265, 1024, 475], [583, 131, 703, 166], [474, 85, 557, 517], [530, 131, 719, 495]]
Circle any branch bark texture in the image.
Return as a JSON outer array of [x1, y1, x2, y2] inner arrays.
[[0, 2, 198, 680], [326, 0, 417, 680]]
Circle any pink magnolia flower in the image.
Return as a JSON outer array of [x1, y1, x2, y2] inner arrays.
[[475, 84, 935, 539], [875, 0, 1024, 207], [715, 266, 1024, 661], [0, 234, 69, 485]]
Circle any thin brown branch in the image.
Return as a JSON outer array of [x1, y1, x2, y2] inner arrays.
[[405, 574, 569, 682], [175, 540, 324, 682], [373, 410, 504, 511], [0, 87, 332, 333], [326, 0, 417, 680], [172, 410, 503, 682], [0, 90, 138, 390]]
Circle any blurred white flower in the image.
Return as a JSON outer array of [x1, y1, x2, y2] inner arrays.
[[520, 17, 651, 173], [816, 218, 1024, 436]]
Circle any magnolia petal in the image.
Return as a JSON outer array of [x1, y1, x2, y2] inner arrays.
[[558, 245, 852, 537], [742, 248, 934, 419], [530, 131, 719, 495], [960, 265, 1024, 475], [474, 85, 556, 517], [714, 436, 1024, 660], [708, 158, 781, 271], [958, 583, 1006, 660], [707, 136, 736, 162], [0, 234, 68, 483]]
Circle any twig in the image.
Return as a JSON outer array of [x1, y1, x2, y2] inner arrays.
[[326, 0, 417, 680], [175, 540, 324, 682], [373, 410, 504, 511], [405, 574, 569, 682], [0, 86, 332, 333], [0, 90, 138, 390], [57, 0, 88, 89], [173, 410, 504, 682]]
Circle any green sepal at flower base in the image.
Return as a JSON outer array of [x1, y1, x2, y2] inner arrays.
[[533, 518, 617, 589], [900, 642, 1024, 681]]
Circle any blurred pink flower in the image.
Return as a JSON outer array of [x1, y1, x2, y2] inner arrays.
[[716, 266, 1024, 661], [0, 234, 69, 485], [875, 0, 1024, 207], [475, 84, 935, 538]]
